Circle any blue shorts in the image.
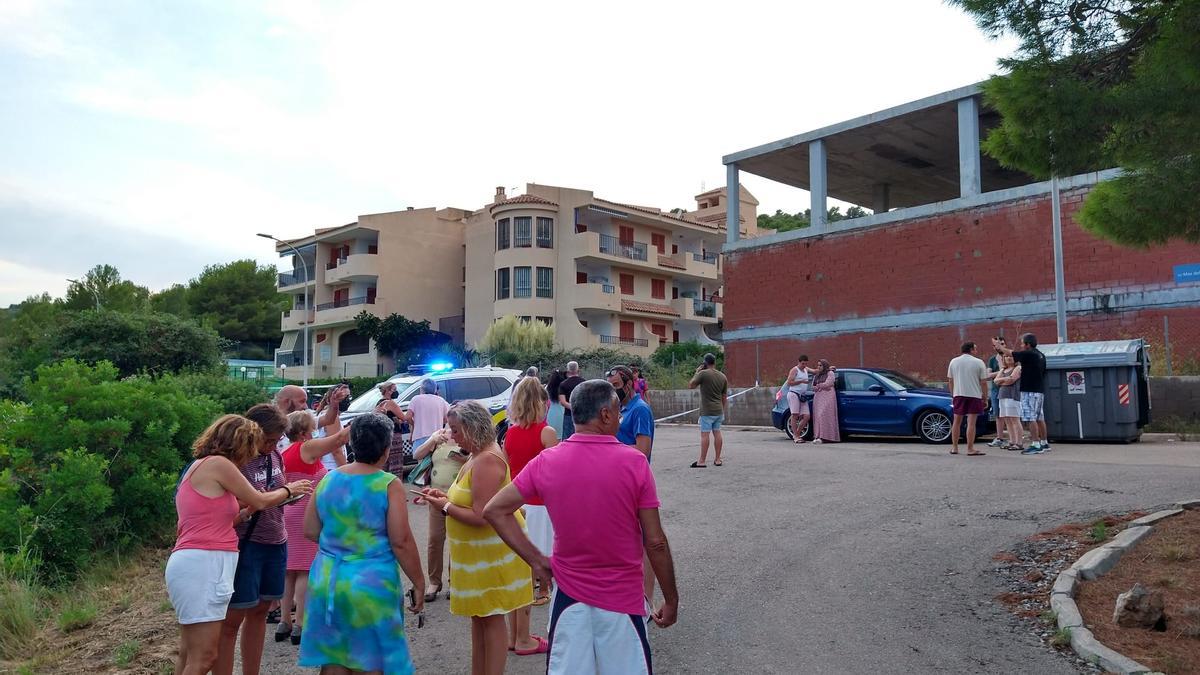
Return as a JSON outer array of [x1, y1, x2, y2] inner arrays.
[[699, 415, 723, 432], [229, 541, 286, 610], [1020, 392, 1046, 423]]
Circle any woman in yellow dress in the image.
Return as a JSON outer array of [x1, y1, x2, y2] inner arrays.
[[420, 400, 533, 675]]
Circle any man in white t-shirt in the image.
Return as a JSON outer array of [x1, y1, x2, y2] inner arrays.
[[785, 355, 813, 443], [946, 342, 989, 456]]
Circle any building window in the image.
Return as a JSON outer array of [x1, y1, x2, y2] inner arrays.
[[580, 320, 588, 328], [620, 273, 634, 295], [514, 266, 532, 298], [496, 268, 510, 300], [672, 329, 680, 343], [496, 219, 510, 250], [536, 217, 554, 248], [338, 329, 371, 356], [536, 316, 553, 326], [518, 315, 531, 323], [536, 267, 554, 298], [651, 279, 665, 299], [576, 271, 588, 284], [618, 225, 634, 247], [575, 223, 587, 233], [651, 233, 665, 255], [514, 217, 532, 248], [650, 323, 667, 339]]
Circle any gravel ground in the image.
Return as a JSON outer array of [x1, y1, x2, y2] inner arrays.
[[253, 427, 1200, 674]]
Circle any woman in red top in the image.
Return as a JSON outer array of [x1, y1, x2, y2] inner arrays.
[[168, 415, 312, 675], [276, 411, 350, 646], [502, 376, 559, 655]]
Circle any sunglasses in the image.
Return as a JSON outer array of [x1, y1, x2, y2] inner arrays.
[[605, 369, 630, 384]]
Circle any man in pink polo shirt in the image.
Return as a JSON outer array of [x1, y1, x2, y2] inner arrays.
[[484, 379, 678, 675]]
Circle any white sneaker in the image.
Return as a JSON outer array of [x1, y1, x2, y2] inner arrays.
[[988, 439, 1005, 448]]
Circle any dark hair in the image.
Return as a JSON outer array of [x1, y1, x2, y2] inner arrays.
[[245, 403, 287, 438], [798, 354, 809, 362], [606, 365, 633, 385], [570, 380, 618, 425], [1021, 332, 1038, 348], [961, 341, 976, 354], [703, 353, 716, 366], [349, 412, 393, 464], [994, 335, 1006, 343]]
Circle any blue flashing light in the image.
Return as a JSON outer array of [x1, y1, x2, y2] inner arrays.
[[429, 362, 454, 372]]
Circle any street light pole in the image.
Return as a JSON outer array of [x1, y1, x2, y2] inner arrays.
[[65, 278, 101, 310], [258, 233, 309, 389]]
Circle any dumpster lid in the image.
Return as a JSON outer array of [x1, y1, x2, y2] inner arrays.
[[1039, 339, 1146, 368]]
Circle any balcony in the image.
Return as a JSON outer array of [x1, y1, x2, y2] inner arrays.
[[278, 271, 315, 289], [313, 295, 380, 326], [324, 253, 379, 284], [599, 334, 648, 348], [281, 308, 315, 332], [576, 231, 657, 271], [673, 296, 722, 323], [275, 349, 314, 368], [573, 282, 620, 312]]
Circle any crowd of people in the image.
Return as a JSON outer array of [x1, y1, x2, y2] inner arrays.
[[167, 363, 680, 675], [781, 355, 840, 444], [947, 332, 1050, 456]]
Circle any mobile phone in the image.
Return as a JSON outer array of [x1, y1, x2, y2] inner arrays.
[[280, 493, 305, 506], [407, 489, 427, 497]]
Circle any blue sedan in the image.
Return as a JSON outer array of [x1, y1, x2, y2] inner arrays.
[[771, 368, 993, 444]]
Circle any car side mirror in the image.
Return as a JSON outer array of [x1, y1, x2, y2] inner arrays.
[[868, 384, 886, 394]]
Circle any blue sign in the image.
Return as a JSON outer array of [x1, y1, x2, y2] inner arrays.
[[1175, 263, 1200, 284]]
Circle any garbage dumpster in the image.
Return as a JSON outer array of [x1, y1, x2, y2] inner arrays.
[[1041, 339, 1151, 442]]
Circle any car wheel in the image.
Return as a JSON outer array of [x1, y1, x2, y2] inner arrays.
[[917, 410, 953, 443]]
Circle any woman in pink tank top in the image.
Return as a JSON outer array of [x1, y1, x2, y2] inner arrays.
[[167, 415, 314, 675]]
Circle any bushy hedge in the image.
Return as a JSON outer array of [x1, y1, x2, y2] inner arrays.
[[166, 372, 269, 414], [0, 360, 218, 583]]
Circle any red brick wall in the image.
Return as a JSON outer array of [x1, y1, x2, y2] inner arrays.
[[723, 187, 1200, 386]]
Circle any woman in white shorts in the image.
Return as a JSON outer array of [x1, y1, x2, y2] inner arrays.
[[993, 354, 1023, 451], [167, 415, 312, 674]]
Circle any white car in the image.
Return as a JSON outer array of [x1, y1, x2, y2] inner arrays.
[[340, 366, 522, 423]]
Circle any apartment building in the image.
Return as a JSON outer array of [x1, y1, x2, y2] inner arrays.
[[273, 207, 467, 381], [463, 183, 758, 357]]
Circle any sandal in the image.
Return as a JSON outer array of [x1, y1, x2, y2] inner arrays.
[[424, 583, 443, 603], [689, 461, 706, 468], [274, 622, 291, 642], [266, 608, 282, 624], [514, 635, 550, 656], [967, 451, 987, 456], [713, 460, 723, 466]]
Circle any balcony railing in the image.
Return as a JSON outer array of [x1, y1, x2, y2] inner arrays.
[[325, 257, 347, 270], [692, 252, 718, 265], [601, 284, 615, 294], [314, 295, 375, 312], [693, 299, 717, 317], [275, 350, 314, 367], [599, 334, 648, 347], [278, 271, 312, 286], [597, 234, 648, 262]]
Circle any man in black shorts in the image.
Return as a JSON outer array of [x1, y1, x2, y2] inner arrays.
[[1005, 333, 1050, 454]]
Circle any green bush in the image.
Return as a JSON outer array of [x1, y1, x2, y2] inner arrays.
[[165, 372, 268, 414], [54, 310, 222, 377], [0, 360, 218, 582], [478, 316, 555, 354], [650, 342, 723, 370], [477, 347, 645, 380], [305, 376, 389, 401]]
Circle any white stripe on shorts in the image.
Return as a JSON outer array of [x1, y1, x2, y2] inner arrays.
[[547, 588, 651, 675]]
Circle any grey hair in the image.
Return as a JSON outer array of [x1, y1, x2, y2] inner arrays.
[[349, 412, 393, 464], [570, 379, 617, 425], [421, 378, 437, 394], [566, 361, 579, 374], [447, 400, 496, 450], [525, 366, 539, 378]]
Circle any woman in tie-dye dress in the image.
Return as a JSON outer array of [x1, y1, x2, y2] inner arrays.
[[299, 413, 426, 675]]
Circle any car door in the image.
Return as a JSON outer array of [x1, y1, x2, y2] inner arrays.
[[838, 371, 906, 434], [443, 376, 495, 405]]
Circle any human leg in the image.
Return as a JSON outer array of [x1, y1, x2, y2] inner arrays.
[[291, 572, 308, 643], [427, 507, 446, 597], [179, 621, 223, 675], [950, 413, 963, 453], [239, 601, 271, 674], [240, 542, 284, 674], [697, 431, 710, 465], [965, 414, 979, 453], [712, 429, 724, 465], [215, 609, 246, 675], [475, 614, 508, 675], [277, 571, 295, 640], [509, 606, 541, 652]]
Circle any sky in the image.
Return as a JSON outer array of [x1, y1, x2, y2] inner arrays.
[[0, 0, 1016, 306]]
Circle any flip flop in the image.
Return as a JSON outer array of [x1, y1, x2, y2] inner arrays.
[[532, 594, 550, 607], [967, 451, 987, 456], [949, 450, 959, 455], [689, 461, 707, 468], [713, 460, 723, 466], [514, 635, 550, 656]]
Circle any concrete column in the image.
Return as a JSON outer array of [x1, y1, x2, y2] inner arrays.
[[725, 163, 741, 245], [809, 139, 827, 231], [957, 96, 982, 198], [872, 183, 891, 214]]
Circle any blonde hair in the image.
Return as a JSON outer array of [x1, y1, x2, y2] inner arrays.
[[286, 410, 316, 440], [192, 414, 264, 467], [446, 400, 496, 450], [508, 376, 548, 428]]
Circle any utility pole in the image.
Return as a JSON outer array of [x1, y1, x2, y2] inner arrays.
[[257, 233, 310, 389]]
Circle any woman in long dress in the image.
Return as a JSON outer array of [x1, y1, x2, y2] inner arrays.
[[810, 359, 841, 443]]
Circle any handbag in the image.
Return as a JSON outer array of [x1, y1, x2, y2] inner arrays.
[[409, 455, 433, 486]]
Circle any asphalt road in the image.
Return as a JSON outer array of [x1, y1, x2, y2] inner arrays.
[[258, 426, 1200, 674]]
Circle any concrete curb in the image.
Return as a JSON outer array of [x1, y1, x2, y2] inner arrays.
[[1049, 501, 1196, 674]]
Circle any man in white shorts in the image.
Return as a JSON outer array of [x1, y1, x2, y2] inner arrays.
[[484, 380, 679, 675], [786, 355, 813, 442]]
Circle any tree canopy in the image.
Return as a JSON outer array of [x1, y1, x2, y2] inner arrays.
[[55, 309, 222, 377], [952, 0, 1200, 245], [757, 206, 871, 233], [64, 264, 150, 312], [355, 311, 452, 368]]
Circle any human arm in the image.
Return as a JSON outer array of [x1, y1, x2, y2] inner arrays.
[[386, 478, 425, 613], [997, 364, 1022, 385], [813, 376, 835, 392], [317, 385, 347, 428], [539, 425, 558, 449], [212, 457, 311, 513], [639, 507, 678, 627], [722, 384, 729, 413], [421, 453, 504, 527], [785, 367, 803, 387], [687, 370, 702, 389], [482, 483, 552, 595], [303, 489, 322, 542], [413, 427, 450, 460], [300, 425, 351, 464]]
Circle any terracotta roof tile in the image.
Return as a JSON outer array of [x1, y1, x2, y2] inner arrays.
[[490, 194, 558, 212], [621, 300, 681, 317], [594, 198, 720, 230]]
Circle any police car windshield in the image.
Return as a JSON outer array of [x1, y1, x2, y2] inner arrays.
[[346, 376, 420, 413]]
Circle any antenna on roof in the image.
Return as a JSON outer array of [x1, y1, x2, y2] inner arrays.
[[701, 180, 706, 191]]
